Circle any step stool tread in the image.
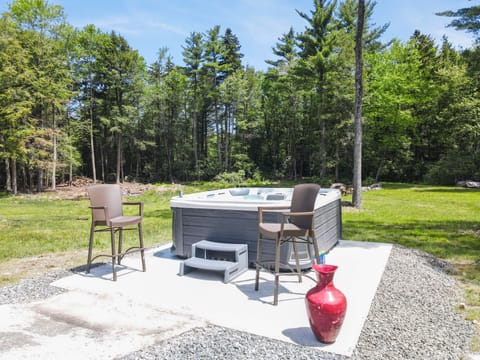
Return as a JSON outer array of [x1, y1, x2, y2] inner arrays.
[[194, 240, 247, 252], [183, 257, 239, 271]]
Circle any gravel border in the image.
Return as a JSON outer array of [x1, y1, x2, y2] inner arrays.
[[0, 269, 71, 305], [0, 246, 475, 359]]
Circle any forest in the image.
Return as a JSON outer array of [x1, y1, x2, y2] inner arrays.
[[1, 0, 480, 194]]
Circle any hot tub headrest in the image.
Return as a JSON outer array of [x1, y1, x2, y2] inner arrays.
[[229, 188, 250, 196]]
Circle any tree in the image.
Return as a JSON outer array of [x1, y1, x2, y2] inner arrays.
[[363, 40, 423, 181], [182, 32, 204, 178], [296, 0, 338, 179], [220, 28, 243, 76], [324, 0, 357, 181], [263, 28, 304, 179], [8, 0, 72, 191], [406, 31, 443, 180], [0, 14, 33, 194], [103, 32, 145, 183], [143, 49, 189, 182], [424, 39, 480, 184], [352, 0, 365, 208], [437, 5, 480, 40], [266, 27, 298, 70], [219, 28, 244, 171], [219, 68, 262, 176], [74, 24, 111, 183], [203, 25, 228, 169]]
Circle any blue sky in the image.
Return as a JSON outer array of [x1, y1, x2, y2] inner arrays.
[[0, 0, 475, 70]]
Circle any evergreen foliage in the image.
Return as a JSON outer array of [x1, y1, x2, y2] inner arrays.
[[1, 0, 480, 191], [437, 5, 480, 39]]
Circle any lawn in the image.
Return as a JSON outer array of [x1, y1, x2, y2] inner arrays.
[[0, 182, 479, 349], [342, 183, 480, 262]]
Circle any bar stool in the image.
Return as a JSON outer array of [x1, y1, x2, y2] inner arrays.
[[254, 183, 320, 305]]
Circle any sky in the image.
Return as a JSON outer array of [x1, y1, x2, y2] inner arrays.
[[0, 0, 476, 70]]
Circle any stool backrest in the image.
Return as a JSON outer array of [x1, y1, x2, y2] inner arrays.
[[87, 184, 123, 224], [289, 183, 320, 229]]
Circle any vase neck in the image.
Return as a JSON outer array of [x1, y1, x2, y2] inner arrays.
[[312, 264, 337, 288], [317, 272, 335, 288]]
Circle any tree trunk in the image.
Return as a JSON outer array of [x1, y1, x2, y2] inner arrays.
[[51, 104, 57, 191], [375, 158, 384, 183], [352, 0, 365, 209], [100, 145, 105, 182], [11, 158, 17, 195], [67, 110, 73, 186], [37, 168, 43, 192], [5, 158, 12, 192], [335, 142, 340, 181], [69, 158, 73, 186], [224, 106, 230, 171], [319, 115, 326, 179], [26, 166, 32, 193], [38, 108, 45, 193], [317, 85, 326, 180], [135, 153, 140, 180], [116, 133, 122, 184], [192, 78, 199, 179], [90, 102, 97, 184], [215, 98, 221, 166]]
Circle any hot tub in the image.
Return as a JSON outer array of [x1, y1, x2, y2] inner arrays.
[[170, 187, 342, 268]]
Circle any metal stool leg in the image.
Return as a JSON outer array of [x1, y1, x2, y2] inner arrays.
[[139, 223, 146, 272], [86, 223, 95, 273], [291, 238, 302, 283], [255, 232, 262, 291], [118, 228, 123, 265], [110, 227, 117, 281], [273, 235, 281, 306], [310, 230, 320, 264]]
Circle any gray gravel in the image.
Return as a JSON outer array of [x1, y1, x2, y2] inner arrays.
[[0, 246, 475, 359], [0, 269, 70, 305], [352, 246, 473, 359]]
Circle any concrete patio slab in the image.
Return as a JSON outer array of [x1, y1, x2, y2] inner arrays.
[[0, 287, 206, 360], [0, 240, 392, 359]]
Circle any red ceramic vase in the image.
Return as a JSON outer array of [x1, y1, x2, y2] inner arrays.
[[305, 264, 347, 343]]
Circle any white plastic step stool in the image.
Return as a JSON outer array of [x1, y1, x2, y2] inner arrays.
[[179, 240, 248, 283]]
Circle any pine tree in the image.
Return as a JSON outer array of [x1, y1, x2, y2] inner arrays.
[[296, 0, 338, 179], [74, 24, 111, 183], [182, 32, 204, 178], [204, 26, 228, 168], [437, 5, 480, 40], [266, 27, 298, 70], [220, 28, 243, 77]]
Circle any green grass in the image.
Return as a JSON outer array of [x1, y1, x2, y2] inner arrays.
[[342, 183, 480, 261]]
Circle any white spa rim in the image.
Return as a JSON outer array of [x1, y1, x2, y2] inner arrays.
[[170, 187, 341, 211]]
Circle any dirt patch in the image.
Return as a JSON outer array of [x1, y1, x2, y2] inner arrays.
[[0, 250, 86, 287], [40, 177, 157, 200], [13, 177, 176, 201]]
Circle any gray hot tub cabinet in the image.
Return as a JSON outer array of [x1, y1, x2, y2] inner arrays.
[[171, 192, 342, 267]]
